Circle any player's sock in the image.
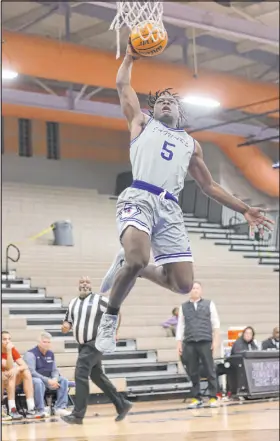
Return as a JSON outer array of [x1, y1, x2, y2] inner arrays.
[[107, 305, 120, 316], [26, 398, 35, 411], [8, 400, 16, 412]]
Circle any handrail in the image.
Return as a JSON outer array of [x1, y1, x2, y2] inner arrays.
[[5, 243, 20, 278]]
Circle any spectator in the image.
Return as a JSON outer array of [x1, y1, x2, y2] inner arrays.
[[24, 332, 71, 417], [231, 326, 258, 355], [176, 281, 220, 409], [262, 326, 279, 351], [162, 307, 179, 337], [1, 331, 42, 420]]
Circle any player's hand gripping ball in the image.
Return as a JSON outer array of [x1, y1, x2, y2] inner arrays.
[[130, 22, 168, 57]]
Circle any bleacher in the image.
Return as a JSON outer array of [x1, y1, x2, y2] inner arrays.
[[2, 182, 279, 400]]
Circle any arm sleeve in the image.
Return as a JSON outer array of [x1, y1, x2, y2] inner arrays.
[[12, 348, 22, 362], [51, 359, 60, 379], [23, 352, 49, 386], [64, 299, 74, 324], [210, 301, 220, 329], [64, 307, 72, 324], [176, 306, 185, 341]]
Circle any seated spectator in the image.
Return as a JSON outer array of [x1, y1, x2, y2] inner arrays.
[[1, 331, 42, 420], [24, 332, 71, 417], [262, 326, 279, 351], [231, 326, 258, 355], [162, 307, 179, 337]]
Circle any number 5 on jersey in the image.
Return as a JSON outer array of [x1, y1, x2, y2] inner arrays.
[[161, 141, 175, 161]]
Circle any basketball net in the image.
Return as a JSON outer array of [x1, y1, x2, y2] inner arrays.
[[110, 2, 165, 58]]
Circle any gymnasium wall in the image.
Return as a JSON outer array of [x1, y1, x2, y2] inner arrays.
[[2, 155, 131, 194], [2, 117, 131, 194], [2, 116, 130, 162], [2, 116, 279, 208]]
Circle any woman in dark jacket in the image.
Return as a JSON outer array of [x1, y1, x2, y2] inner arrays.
[[231, 326, 258, 355]]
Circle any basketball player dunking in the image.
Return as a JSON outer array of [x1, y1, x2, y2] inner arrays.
[[95, 40, 273, 354]]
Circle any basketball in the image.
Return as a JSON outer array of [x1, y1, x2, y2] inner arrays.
[[130, 22, 168, 57]]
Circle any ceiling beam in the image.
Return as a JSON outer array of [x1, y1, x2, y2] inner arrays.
[[3, 4, 59, 32], [68, 3, 279, 69], [85, 1, 278, 46], [69, 22, 111, 44], [195, 35, 279, 67], [162, 2, 278, 47]]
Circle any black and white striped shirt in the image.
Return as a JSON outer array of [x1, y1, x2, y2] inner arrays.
[[64, 292, 109, 344]]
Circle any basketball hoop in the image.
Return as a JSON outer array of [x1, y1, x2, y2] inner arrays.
[[110, 2, 165, 58]]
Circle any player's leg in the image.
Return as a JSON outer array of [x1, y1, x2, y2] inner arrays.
[[100, 202, 193, 295], [139, 261, 193, 294], [100, 250, 193, 294], [96, 227, 151, 354], [96, 196, 153, 353], [141, 203, 194, 294], [5, 371, 23, 420], [18, 370, 36, 411], [108, 226, 150, 309]]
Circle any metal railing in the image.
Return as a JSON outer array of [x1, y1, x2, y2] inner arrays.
[[5, 243, 20, 279]]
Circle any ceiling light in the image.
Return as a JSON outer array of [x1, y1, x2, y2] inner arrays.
[[182, 95, 220, 108], [2, 69, 18, 80]]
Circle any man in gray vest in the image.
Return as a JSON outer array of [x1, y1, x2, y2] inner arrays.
[[176, 281, 220, 408]]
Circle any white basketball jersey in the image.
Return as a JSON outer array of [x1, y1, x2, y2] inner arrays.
[[130, 118, 195, 197]]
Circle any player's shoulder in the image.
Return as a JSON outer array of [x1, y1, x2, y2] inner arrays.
[[190, 138, 202, 155]]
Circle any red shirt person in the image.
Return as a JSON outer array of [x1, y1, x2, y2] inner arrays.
[[1, 331, 41, 420], [2, 346, 21, 370]]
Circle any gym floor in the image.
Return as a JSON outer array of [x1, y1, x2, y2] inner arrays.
[[2, 399, 279, 441]]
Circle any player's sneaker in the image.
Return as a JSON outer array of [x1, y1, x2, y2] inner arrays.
[[25, 409, 45, 419], [2, 407, 12, 421], [100, 248, 125, 293], [207, 398, 219, 408], [9, 407, 24, 420], [187, 399, 203, 409], [54, 408, 72, 417], [95, 313, 119, 353]]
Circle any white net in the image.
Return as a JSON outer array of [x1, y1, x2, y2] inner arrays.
[[110, 2, 164, 58]]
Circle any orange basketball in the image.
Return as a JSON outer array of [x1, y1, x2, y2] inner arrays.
[[130, 22, 168, 57]]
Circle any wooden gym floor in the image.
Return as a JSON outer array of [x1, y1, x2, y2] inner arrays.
[[2, 399, 279, 441]]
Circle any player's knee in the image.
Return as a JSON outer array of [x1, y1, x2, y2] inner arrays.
[[126, 255, 149, 276], [175, 279, 193, 295], [23, 369, 32, 380]]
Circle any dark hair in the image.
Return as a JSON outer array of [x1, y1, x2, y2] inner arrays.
[[1, 331, 10, 336], [172, 307, 178, 315], [147, 88, 186, 128], [242, 326, 255, 339]]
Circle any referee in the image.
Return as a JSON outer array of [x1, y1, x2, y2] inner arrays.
[[60, 276, 132, 425]]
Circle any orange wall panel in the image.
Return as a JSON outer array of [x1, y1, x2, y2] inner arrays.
[[60, 123, 130, 162], [3, 116, 18, 154]]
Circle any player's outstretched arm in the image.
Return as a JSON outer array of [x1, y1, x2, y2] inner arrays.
[[116, 41, 149, 131], [189, 141, 273, 232]]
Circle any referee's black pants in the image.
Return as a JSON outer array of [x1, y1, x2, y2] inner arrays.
[[182, 341, 217, 399], [73, 340, 127, 419]]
